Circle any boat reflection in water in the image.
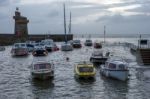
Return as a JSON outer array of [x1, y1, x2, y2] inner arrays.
[[31, 79, 54, 89], [31, 79, 55, 98], [101, 76, 128, 99], [75, 76, 96, 84]]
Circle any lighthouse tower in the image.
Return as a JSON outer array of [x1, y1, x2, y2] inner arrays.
[[13, 7, 29, 41]]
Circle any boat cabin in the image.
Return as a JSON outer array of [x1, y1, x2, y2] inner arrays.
[[13, 43, 27, 48], [105, 61, 128, 70], [32, 62, 51, 70]]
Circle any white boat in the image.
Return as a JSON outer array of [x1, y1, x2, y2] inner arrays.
[[41, 39, 55, 52], [61, 43, 73, 51], [32, 46, 48, 56], [31, 61, 54, 80], [90, 51, 109, 64], [72, 40, 82, 48], [26, 41, 35, 52], [61, 4, 73, 51], [84, 39, 93, 46], [0, 46, 5, 51], [11, 43, 28, 56], [100, 56, 129, 81]]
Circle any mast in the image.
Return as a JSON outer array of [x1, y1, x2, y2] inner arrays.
[[104, 25, 106, 43], [68, 12, 71, 34], [63, 4, 67, 43]]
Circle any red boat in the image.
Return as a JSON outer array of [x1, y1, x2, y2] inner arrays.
[[52, 43, 59, 51], [94, 42, 102, 49]]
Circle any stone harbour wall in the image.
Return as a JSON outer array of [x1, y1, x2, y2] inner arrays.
[[0, 34, 73, 45]]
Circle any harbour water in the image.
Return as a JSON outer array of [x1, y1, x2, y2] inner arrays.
[[0, 38, 150, 99]]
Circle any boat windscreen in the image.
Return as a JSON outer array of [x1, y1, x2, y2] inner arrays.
[[86, 40, 92, 42], [79, 67, 93, 72], [108, 63, 116, 69], [27, 44, 34, 47], [14, 44, 19, 47], [21, 44, 26, 47], [93, 53, 102, 56], [74, 40, 80, 43], [34, 63, 51, 70], [118, 64, 126, 70]]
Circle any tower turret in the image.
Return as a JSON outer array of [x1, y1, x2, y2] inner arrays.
[[13, 7, 29, 41]]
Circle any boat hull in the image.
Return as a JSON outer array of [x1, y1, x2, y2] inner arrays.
[[11, 49, 28, 56], [61, 44, 73, 51], [75, 73, 95, 79], [0, 46, 5, 51], [32, 71, 54, 80], [84, 43, 92, 46], [90, 57, 107, 64], [45, 47, 53, 52], [73, 44, 82, 48], [100, 69, 129, 81], [32, 51, 48, 56]]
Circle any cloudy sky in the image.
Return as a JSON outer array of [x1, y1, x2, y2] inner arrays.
[[0, 0, 150, 35]]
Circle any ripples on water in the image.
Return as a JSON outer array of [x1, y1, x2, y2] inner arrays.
[[0, 38, 150, 99]]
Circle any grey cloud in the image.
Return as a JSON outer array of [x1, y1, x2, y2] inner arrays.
[[47, 10, 59, 17], [127, 4, 150, 13], [96, 13, 150, 23], [0, 0, 9, 6], [0, 14, 7, 19]]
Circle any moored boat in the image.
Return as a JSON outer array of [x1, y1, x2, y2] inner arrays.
[[11, 43, 28, 56], [90, 51, 109, 64], [61, 4, 73, 51], [31, 61, 54, 80], [74, 61, 96, 79], [94, 42, 102, 49], [26, 41, 35, 52], [0, 46, 5, 51], [100, 56, 129, 81], [32, 46, 48, 56], [41, 39, 55, 52], [61, 43, 73, 51], [84, 39, 93, 46], [52, 43, 59, 51], [72, 40, 82, 48]]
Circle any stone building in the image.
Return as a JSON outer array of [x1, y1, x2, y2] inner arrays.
[[0, 7, 73, 45], [13, 7, 29, 41]]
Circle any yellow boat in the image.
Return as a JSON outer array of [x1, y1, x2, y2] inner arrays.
[[74, 61, 96, 79]]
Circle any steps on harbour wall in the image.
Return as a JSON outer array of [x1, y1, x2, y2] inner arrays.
[[138, 49, 150, 65]]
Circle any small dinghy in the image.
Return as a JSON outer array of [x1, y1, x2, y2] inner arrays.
[[100, 56, 129, 81]]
